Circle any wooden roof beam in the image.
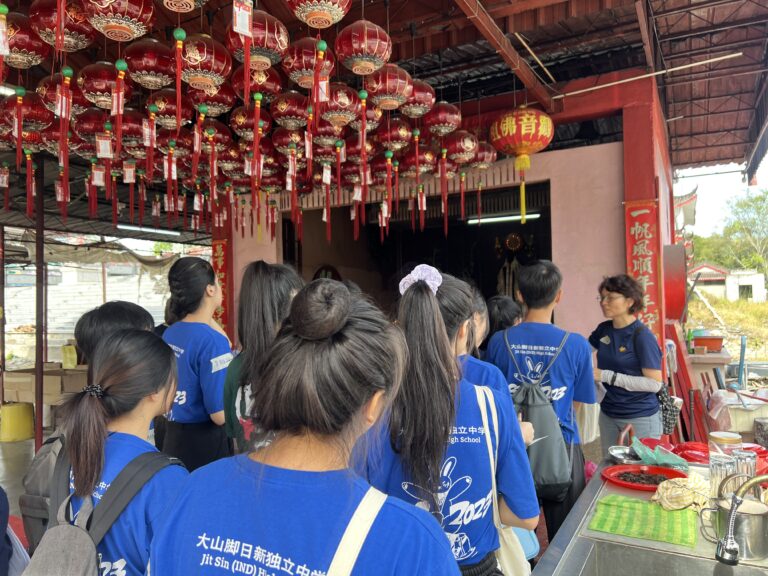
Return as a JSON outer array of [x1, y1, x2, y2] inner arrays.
[[451, 0, 554, 110], [660, 17, 768, 43], [635, 0, 654, 70]]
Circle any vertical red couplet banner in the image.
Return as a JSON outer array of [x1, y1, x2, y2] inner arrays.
[[211, 239, 232, 339]]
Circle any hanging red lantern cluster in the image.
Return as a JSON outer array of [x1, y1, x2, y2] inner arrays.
[[365, 64, 413, 110], [232, 66, 282, 103], [335, 20, 391, 76], [322, 83, 360, 128], [78, 61, 134, 109], [29, 0, 97, 53], [124, 38, 174, 90], [470, 142, 497, 169], [271, 91, 308, 130], [401, 79, 436, 119], [282, 37, 335, 90], [189, 83, 236, 117], [147, 89, 194, 129], [83, 0, 155, 42], [37, 73, 89, 116], [377, 118, 412, 152], [226, 11, 288, 71], [349, 105, 382, 133], [445, 130, 479, 164], [181, 34, 232, 93], [424, 101, 461, 136], [6, 13, 51, 69]]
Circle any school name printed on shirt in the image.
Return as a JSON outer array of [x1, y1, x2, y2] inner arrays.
[[196, 533, 326, 576]]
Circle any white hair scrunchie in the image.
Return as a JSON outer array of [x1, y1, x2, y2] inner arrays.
[[399, 264, 443, 296]]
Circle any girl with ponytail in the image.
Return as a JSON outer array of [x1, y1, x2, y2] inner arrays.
[[367, 265, 539, 576], [151, 279, 459, 575], [62, 329, 187, 576]]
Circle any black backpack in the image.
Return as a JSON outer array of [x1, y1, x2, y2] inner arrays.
[[504, 330, 573, 502], [631, 326, 680, 436]]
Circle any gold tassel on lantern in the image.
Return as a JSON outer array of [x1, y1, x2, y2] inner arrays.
[[514, 153, 530, 224]]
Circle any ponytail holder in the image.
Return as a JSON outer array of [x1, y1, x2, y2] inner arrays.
[[399, 264, 443, 296], [83, 383, 104, 398]]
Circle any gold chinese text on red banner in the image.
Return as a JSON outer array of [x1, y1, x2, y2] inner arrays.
[[625, 200, 662, 341], [211, 239, 229, 334]]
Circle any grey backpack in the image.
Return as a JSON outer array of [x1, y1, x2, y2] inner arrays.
[[505, 330, 573, 502], [19, 435, 64, 554], [23, 451, 183, 576]]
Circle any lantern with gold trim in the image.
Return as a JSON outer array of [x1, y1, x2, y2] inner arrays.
[[230, 105, 272, 141], [445, 130, 478, 164], [286, 0, 350, 29], [161, 0, 209, 13], [77, 61, 134, 110], [29, 0, 97, 53], [218, 143, 243, 173], [349, 105, 382, 133], [424, 101, 461, 137], [147, 89, 194, 130], [200, 119, 232, 154], [260, 172, 283, 194], [83, 0, 155, 42], [272, 127, 303, 155], [71, 106, 109, 143], [400, 147, 436, 179], [157, 127, 193, 158], [119, 107, 144, 149], [180, 34, 232, 93], [259, 139, 280, 176], [401, 79, 435, 119], [322, 83, 359, 129], [1, 92, 54, 133], [7, 12, 51, 69], [489, 107, 554, 223], [344, 133, 375, 165], [313, 117, 345, 147], [376, 117, 411, 152], [37, 73, 89, 116], [232, 65, 282, 103], [271, 91, 308, 130], [470, 141, 497, 169], [335, 20, 391, 76], [124, 37, 174, 90], [365, 64, 412, 111], [226, 10, 288, 71], [189, 82, 236, 118], [282, 37, 335, 90], [341, 162, 362, 185]]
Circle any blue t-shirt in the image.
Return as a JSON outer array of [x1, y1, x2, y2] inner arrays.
[[163, 322, 232, 423], [486, 323, 596, 444], [366, 379, 539, 566], [589, 320, 662, 419], [69, 433, 189, 576], [459, 355, 508, 397], [149, 455, 459, 576]]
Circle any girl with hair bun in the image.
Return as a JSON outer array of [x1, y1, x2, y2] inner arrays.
[[366, 265, 539, 576], [60, 329, 187, 576], [150, 279, 459, 575], [161, 256, 234, 471]]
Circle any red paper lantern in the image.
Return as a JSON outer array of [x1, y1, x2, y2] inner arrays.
[[259, 139, 280, 176], [445, 130, 479, 164], [200, 119, 232, 153], [40, 122, 64, 155], [341, 162, 362, 185], [18, 130, 44, 153], [282, 37, 335, 89], [161, 0, 208, 13], [286, 0, 350, 29], [181, 34, 232, 93], [424, 101, 461, 136], [313, 145, 337, 166], [29, 0, 97, 52], [37, 73, 89, 116], [229, 105, 272, 141], [260, 173, 283, 193], [401, 80, 435, 119], [157, 127, 193, 158], [232, 65, 282, 103], [322, 83, 360, 128], [226, 10, 288, 71], [120, 107, 145, 148], [400, 147, 436, 179], [78, 61, 134, 110], [147, 89, 194, 130], [1, 92, 54, 132], [271, 91, 308, 130], [432, 157, 459, 179], [272, 127, 303, 155], [489, 107, 554, 160], [313, 117, 346, 147], [71, 106, 109, 143], [6, 13, 51, 69], [83, 0, 155, 42], [470, 141, 497, 170], [376, 117, 412, 152], [218, 143, 243, 172], [344, 133, 375, 165], [279, 152, 306, 171], [370, 153, 390, 182], [189, 82, 236, 117], [349, 105, 382, 133], [73, 138, 96, 159], [335, 20, 391, 76], [124, 37, 174, 90], [365, 64, 413, 111]]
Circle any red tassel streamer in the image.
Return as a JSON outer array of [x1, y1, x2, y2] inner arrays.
[[25, 153, 33, 219], [138, 178, 145, 224], [440, 150, 448, 238], [147, 113, 156, 182], [175, 37, 183, 133], [414, 131, 421, 188], [325, 182, 331, 244], [419, 187, 425, 232], [460, 172, 466, 220], [166, 150, 174, 214], [129, 180, 135, 223], [243, 36, 252, 107], [251, 95, 262, 175], [360, 95, 368, 224], [477, 183, 483, 224], [385, 157, 392, 216], [60, 77, 71, 212], [114, 70, 125, 157], [250, 204, 254, 237], [112, 176, 118, 227], [55, 0, 65, 53], [16, 96, 23, 172], [335, 144, 342, 205], [410, 196, 415, 232], [394, 162, 400, 214], [240, 203, 245, 239]]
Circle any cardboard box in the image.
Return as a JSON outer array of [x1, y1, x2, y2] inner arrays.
[[4, 370, 63, 394], [3, 389, 69, 405], [61, 369, 88, 394]]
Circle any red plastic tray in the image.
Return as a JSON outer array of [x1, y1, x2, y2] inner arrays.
[[602, 465, 688, 492]]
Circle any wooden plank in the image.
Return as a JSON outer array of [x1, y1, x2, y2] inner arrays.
[[635, 0, 654, 70]]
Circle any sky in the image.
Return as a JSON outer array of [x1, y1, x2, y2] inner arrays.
[[674, 157, 768, 237]]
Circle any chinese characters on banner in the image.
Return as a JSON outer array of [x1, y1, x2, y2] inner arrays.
[[212, 239, 230, 335], [625, 200, 663, 343]]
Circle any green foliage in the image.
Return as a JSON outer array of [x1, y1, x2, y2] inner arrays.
[[153, 241, 172, 255], [688, 295, 768, 361]]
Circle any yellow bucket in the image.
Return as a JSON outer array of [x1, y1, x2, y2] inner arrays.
[[0, 402, 35, 442]]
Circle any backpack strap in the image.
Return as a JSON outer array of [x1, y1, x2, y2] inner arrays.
[[326, 487, 387, 576], [48, 436, 70, 528], [504, 328, 570, 386], [88, 452, 184, 547]]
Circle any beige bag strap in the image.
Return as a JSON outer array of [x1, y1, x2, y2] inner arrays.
[[327, 487, 388, 576], [475, 386, 502, 529]]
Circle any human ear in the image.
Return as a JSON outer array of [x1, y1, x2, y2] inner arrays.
[[362, 390, 387, 428]]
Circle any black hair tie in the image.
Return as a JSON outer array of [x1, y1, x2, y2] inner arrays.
[[82, 383, 104, 398]]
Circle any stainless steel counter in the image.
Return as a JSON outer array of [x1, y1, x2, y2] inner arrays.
[[533, 465, 768, 575]]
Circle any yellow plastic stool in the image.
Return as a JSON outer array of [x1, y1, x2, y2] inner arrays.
[[0, 402, 35, 442]]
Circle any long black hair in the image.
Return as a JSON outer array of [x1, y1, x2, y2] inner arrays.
[[238, 261, 303, 391], [74, 301, 154, 363], [252, 279, 406, 445], [61, 330, 176, 496], [167, 257, 216, 320], [393, 269, 472, 505]]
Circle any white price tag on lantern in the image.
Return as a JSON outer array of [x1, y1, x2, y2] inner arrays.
[[286, 173, 294, 192], [322, 164, 331, 185], [142, 119, 152, 146], [382, 201, 389, 219], [55, 181, 63, 202], [352, 184, 362, 202], [233, 1, 253, 37], [0, 19, 9, 56], [366, 168, 373, 185], [419, 193, 427, 211], [111, 91, 124, 116], [318, 78, 330, 103], [55, 85, 70, 119], [339, 144, 346, 163], [305, 132, 312, 158], [123, 161, 136, 184], [96, 134, 113, 159], [0, 169, 8, 188], [322, 207, 327, 223], [350, 205, 356, 221], [92, 165, 106, 187], [178, 196, 185, 211], [194, 194, 201, 211], [244, 156, 253, 176], [193, 126, 202, 154]]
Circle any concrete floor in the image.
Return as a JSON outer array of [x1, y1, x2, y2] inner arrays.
[[0, 439, 36, 516]]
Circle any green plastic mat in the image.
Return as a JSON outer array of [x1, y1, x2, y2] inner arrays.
[[588, 494, 698, 548]]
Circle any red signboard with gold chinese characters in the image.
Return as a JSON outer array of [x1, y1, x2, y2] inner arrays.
[[625, 200, 664, 343], [211, 238, 231, 338]]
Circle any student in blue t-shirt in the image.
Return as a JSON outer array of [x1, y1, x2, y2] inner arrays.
[[150, 280, 459, 576], [162, 257, 234, 471], [61, 329, 189, 576], [367, 266, 538, 576], [589, 274, 664, 457], [486, 260, 596, 543]]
